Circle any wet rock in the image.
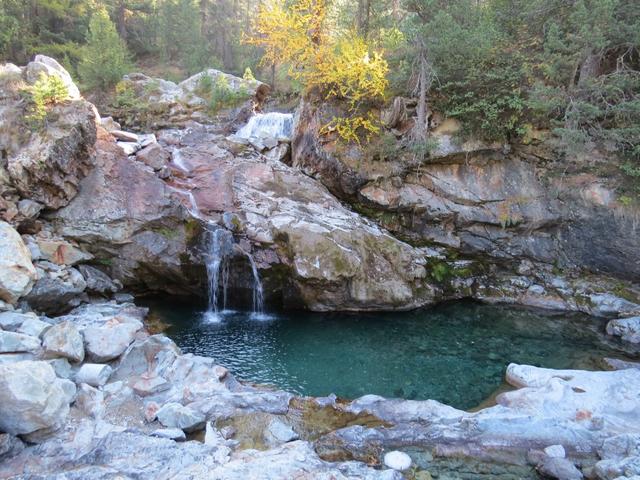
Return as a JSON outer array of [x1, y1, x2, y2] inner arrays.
[[384, 451, 412, 471], [42, 321, 85, 362], [0, 222, 37, 304], [537, 456, 583, 480], [75, 363, 113, 387], [156, 402, 205, 432], [0, 361, 72, 435], [83, 321, 141, 362], [0, 330, 41, 353], [606, 317, 640, 343]]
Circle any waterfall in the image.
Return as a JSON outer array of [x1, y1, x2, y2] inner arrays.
[[202, 225, 267, 322], [203, 226, 234, 323], [235, 112, 294, 142], [245, 252, 265, 318]]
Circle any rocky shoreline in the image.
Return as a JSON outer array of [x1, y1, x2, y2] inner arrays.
[[0, 56, 639, 479]]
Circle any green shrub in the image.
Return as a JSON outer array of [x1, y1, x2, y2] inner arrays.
[[23, 73, 69, 127]]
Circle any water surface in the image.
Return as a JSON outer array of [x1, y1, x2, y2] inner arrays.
[[143, 299, 633, 409]]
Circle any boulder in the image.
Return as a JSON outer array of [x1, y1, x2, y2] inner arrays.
[[25, 55, 81, 99], [24, 270, 87, 315], [78, 265, 120, 294], [111, 130, 139, 143], [36, 238, 93, 266], [156, 402, 205, 432], [42, 321, 85, 362], [607, 317, 640, 343], [0, 311, 37, 331], [75, 363, 113, 387], [0, 331, 41, 353], [0, 222, 37, 304], [151, 428, 186, 441], [136, 142, 170, 171], [75, 383, 104, 418], [132, 374, 170, 397], [17, 199, 43, 219], [0, 361, 72, 435], [264, 418, 299, 446], [17, 317, 52, 338], [83, 321, 141, 362], [0, 433, 24, 461]]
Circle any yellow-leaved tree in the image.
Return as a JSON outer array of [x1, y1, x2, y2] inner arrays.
[[244, 0, 388, 143]]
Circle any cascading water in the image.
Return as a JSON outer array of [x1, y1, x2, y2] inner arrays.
[[235, 112, 294, 142], [202, 224, 267, 322], [203, 226, 234, 323]]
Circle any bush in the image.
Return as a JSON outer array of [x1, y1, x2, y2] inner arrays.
[[23, 73, 69, 127]]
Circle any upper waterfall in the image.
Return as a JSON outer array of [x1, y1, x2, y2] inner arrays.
[[235, 112, 294, 142]]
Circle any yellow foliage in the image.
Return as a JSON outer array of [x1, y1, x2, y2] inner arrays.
[[245, 0, 388, 143]]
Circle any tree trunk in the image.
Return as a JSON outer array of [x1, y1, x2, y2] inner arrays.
[[415, 49, 429, 141], [578, 52, 601, 86], [116, 1, 127, 41]]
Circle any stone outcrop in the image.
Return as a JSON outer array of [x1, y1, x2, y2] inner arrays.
[[291, 98, 640, 314], [0, 57, 97, 212]]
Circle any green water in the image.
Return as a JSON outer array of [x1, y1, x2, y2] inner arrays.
[[144, 299, 633, 410]]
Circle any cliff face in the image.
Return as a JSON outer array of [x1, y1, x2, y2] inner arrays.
[[292, 98, 640, 313]]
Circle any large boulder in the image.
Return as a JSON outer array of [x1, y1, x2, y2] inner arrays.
[[0, 361, 72, 435], [0, 222, 37, 304], [42, 320, 85, 363], [1, 56, 97, 210]]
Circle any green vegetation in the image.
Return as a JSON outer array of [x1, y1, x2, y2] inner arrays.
[[0, 0, 637, 185], [78, 7, 132, 89], [22, 73, 69, 128], [197, 74, 251, 113]]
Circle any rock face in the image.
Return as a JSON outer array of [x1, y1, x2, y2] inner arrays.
[[0, 361, 72, 435], [1, 56, 96, 211], [291, 99, 640, 312], [0, 222, 37, 304]]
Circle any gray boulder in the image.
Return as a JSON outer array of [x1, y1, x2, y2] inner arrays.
[[0, 222, 37, 304], [0, 331, 41, 353], [0, 311, 37, 331], [17, 317, 52, 338], [0, 361, 72, 435], [78, 265, 120, 294], [42, 321, 85, 362], [156, 402, 205, 432], [607, 317, 640, 343], [83, 321, 141, 362]]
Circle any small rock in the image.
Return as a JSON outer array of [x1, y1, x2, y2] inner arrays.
[[138, 133, 157, 148], [537, 457, 583, 480], [136, 143, 170, 171], [75, 363, 113, 387], [17, 317, 51, 338], [118, 141, 140, 156], [156, 402, 205, 432], [111, 130, 139, 142], [100, 116, 121, 132], [0, 311, 36, 331], [17, 199, 43, 219], [84, 321, 141, 362], [384, 451, 412, 471], [144, 401, 160, 422], [75, 383, 104, 418], [78, 265, 120, 294], [151, 428, 186, 441], [46, 358, 73, 379], [0, 331, 41, 353], [42, 321, 84, 362], [265, 418, 299, 445], [545, 445, 566, 459], [132, 374, 170, 397]]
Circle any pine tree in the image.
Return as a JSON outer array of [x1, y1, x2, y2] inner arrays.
[[78, 7, 132, 89]]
